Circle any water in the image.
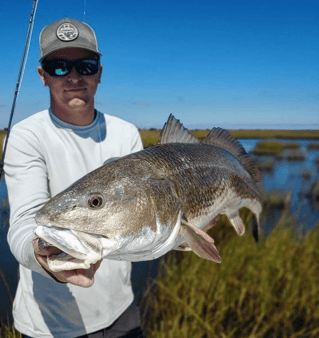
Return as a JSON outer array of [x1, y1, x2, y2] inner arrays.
[[0, 178, 17, 325], [0, 138, 318, 323], [239, 139, 319, 233]]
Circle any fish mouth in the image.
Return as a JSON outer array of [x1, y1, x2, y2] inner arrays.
[[35, 224, 104, 272]]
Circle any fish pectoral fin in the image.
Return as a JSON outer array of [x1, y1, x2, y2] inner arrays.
[[227, 211, 246, 236], [180, 221, 221, 263]]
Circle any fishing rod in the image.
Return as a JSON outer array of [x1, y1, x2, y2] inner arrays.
[[0, 0, 39, 179]]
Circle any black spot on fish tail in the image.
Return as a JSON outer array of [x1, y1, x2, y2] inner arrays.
[[201, 127, 260, 182], [157, 114, 199, 145], [251, 213, 259, 243]]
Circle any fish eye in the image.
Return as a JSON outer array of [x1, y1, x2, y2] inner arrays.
[[88, 195, 103, 208]]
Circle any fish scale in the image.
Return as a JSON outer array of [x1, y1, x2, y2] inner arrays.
[[35, 114, 263, 274], [132, 143, 261, 220]]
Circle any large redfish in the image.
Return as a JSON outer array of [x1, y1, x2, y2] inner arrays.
[[35, 115, 262, 272]]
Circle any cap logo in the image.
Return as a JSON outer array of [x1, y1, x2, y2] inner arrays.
[[56, 23, 79, 41]]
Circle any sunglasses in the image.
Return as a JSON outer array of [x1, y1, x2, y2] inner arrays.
[[41, 58, 101, 77]]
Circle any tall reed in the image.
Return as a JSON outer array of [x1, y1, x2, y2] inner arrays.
[[141, 211, 319, 337]]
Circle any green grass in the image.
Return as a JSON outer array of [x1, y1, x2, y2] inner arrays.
[[301, 169, 312, 180], [141, 211, 319, 337], [0, 323, 21, 338], [228, 129, 319, 139], [0, 130, 7, 159], [1, 129, 319, 153], [307, 180, 319, 200], [256, 159, 274, 173], [138, 129, 319, 148], [286, 149, 306, 161], [251, 140, 300, 159], [307, 143, 319, 150], [263, 189, 288, 209]]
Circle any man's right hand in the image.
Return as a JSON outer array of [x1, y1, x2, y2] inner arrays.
[[33, 238, 102, 287]]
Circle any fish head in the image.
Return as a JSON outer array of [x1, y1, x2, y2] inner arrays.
[[36, 175, 156, 238], [35, 162, 182, 271]]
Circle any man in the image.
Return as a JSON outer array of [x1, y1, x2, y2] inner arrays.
[[4, 18, 145, 338]]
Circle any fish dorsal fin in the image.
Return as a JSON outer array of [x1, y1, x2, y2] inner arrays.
[[157, 114, 199, 145], [201, 127, 260, 182]]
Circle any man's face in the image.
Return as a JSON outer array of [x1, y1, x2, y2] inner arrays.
[[38, 48, 102, 111]]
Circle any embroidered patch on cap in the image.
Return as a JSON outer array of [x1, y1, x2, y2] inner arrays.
[[56, 23, 79, 41]]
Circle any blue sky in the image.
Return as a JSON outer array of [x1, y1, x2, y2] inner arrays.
[[0, 0, 318, 129]]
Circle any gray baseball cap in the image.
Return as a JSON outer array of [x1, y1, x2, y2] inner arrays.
[[39, 18, 102, 61]]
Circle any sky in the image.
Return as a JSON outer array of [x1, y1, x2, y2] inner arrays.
[[0, 0, 318, 130]]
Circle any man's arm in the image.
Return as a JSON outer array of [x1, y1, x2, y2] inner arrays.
[[4, 129, 101, 286], [4, 128, 52, 276]]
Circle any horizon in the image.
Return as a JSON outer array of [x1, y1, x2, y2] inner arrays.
[[1, 0, 318, 130]]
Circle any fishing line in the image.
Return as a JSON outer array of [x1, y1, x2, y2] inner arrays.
[[0, 0, 39, 179]]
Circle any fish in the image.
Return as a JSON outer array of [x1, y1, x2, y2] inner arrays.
[[35, 114, 262, 273]]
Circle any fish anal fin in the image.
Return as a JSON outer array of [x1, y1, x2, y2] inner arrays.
[[180, 221, 221, 263], [227, 211, 245, 236], [157, 114, 200, 145]]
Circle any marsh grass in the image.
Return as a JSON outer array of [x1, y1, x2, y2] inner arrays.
[[0, 324, 21, 338], [138, 129, 161, 148], [301, 170, 312, 180], [307, 144, 319, 150], [306, 181, 319, 201], [229, 129, 319, 139], [138, 129, 319, 149], [257, 159, 274, 173], [286, 149, 306, 161], [264, 190, 287, 209], [251, 140, 300, 159], [141, 211, 319, 337], [0, 130, 7, 159]]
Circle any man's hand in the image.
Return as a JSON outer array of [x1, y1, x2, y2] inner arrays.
[[33, 238, 102, 287]]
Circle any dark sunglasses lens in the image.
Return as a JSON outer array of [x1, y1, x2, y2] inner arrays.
[[42, 59, 100, 76], [42, 60, 71, 76], [76, 59, 100, 75]]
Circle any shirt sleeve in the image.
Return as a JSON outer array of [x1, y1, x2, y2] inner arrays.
[[4, 129, 54, 278], [131, 126, 144, 153]]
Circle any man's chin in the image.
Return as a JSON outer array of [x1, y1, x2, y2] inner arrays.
[[68, 98, 87, 108]]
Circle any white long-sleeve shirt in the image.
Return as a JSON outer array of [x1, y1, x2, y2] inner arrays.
[[4, 109, 143, 338]]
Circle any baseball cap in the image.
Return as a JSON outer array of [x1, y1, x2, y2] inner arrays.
[[39, 18, 102, 61]]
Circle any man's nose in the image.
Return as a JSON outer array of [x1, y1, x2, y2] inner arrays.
[[67, 66, 83, 81]]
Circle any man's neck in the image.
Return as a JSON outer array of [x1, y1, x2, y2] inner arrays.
[[51, 101, 96, 126]]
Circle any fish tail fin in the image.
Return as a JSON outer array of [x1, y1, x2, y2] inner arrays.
[[201, 127, 260, 182], [157, 114, 200, 145], [180, 221, 221, 263]]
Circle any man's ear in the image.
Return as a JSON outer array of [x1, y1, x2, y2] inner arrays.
[[98, 65, 103, 83], [37, 66, 48, 86]]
